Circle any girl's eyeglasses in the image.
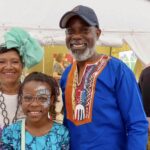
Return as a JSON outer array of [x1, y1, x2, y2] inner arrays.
[[21, 94, 50, 104]]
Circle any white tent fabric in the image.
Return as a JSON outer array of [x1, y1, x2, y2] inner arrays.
[[0, 0, 150, 65], [124, 33, 150, 66]]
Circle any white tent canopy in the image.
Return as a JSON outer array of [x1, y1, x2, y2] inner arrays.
[[0, 0, 150, 65]]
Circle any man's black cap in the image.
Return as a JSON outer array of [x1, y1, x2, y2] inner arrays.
[[59, 5, 99, 29]]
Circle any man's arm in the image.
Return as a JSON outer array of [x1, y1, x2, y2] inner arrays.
[[116, 63, 148, 150]]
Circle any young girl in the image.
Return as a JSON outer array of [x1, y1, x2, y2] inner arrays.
[[1, 72, 70, 150]]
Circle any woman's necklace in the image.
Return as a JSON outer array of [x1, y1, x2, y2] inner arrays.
[[0, 91, 10, 126], [0, 83, 20, 127]]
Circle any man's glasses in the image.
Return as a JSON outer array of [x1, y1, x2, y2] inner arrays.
[[21, 94, 50, 104]]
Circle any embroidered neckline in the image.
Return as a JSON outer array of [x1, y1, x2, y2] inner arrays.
[[65, 55, 110, 125], [75, 55, 105, 85]]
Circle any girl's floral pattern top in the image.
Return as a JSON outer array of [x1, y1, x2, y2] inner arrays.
[[1, 121, 70, 150]]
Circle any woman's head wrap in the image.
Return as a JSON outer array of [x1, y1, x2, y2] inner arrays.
[[3, 27, 44, 68]]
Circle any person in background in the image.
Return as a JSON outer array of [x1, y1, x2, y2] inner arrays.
[[53, 53, 65, 82], [0, 27, 44, 130], [59, 5, 148, 150], [139, 66, 150, 150], [52, 53, 65, 123], [1, 72, 70, 150]]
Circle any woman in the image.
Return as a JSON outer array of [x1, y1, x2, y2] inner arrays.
[[0, 27, 44, 129]]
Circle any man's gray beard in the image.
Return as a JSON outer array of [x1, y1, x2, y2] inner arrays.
[[69, 46, 96, 62]]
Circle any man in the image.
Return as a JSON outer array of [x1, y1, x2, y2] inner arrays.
[[139, 66, 150, 149], [59, 5, 148, 150], [139, 66, 150, 118]]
